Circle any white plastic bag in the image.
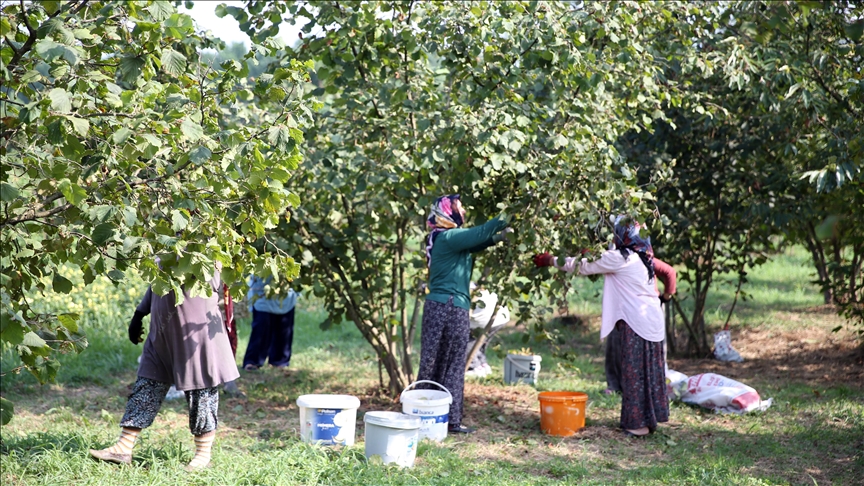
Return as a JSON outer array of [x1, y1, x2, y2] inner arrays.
[[665, 369, 689, 400], [469, 290, 510, 330], [681, 373, 772, 414], [713, 329, 744, 362]]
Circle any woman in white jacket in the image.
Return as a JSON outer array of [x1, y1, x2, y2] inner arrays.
[[535, 217, 668, 437]]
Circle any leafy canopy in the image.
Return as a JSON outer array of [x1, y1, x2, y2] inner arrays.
[[0, 0, 310, 416]]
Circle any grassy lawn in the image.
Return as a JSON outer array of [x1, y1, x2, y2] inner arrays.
[[1, 247, 862, 485]]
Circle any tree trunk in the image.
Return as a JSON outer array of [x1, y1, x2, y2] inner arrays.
[[804, 222, 833, 304], [464, 302, 502, 373]]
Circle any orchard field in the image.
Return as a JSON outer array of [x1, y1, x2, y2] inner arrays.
[[1, 1, 863, 485], [1, 247, 862, 485]]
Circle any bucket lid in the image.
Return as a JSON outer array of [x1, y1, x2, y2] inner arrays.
[[507, 353, 542, 362], [296, 394, 361, 409], [537, 391, 588, 403], [363, 411, 422, 429]]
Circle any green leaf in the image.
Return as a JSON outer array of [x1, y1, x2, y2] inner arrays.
[[22, 331, 48, 349], [0, 183, 19, 201], [42, 1, 61, 14], [34, 39, 79, 65], [107, 269, 125, 282], [91, 223, 116, 246], [0, 316, 26, 345], [122, 206, 139, 227], [119, 56, 145, 83], [57, 313, 80, 333], [63, 134, 86, 162], [89, 205, 117, 223], [147, 1, 174, 21], [171, 209, 189, 232], [64, 116, 89, 136], [188, 145, 212, 165], [160, 48, 187, 77], [845, 20, 864, 42], [268, 125, 294, 151], [122, 236, 141, 255], [58, 179, 88, 207], [287, 192, 301, 208], [164, 13, 194, 30], [113, 127, 133, 144], [49, 88, 72, 112], [181, 118, 204, 142], [52, 272, 74, 294], [0, 18, 12, 37], [0, 396, 13, 426]]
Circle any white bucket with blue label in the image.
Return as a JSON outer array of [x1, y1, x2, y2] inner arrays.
[[399, 380, 452, 442], [296, 394, 361, 446], [363, 411, 422, 468]]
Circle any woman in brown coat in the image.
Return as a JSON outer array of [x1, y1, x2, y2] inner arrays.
[[90, 269, 239, 470]]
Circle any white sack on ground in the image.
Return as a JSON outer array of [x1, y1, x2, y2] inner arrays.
[[666, 370, 772, 414]]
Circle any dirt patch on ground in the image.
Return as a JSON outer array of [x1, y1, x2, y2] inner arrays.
[[670, 325, 864, 387]]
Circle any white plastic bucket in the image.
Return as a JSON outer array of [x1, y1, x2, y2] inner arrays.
[[296, 394, 361, 446], [399, 380, 452, 442], [363, 411, 422, 468], [504, 354, 542, 386]]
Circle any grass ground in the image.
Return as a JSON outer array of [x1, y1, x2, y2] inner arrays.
[[1, 246, 862, 485]]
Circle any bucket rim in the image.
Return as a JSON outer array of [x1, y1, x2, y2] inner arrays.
[[400, 380, 453, 404], [506, 353, 542, 362], [296, 394, 361, 409], [364, 411, 422, 429], [400, 389, 453, 406], [537, 391, 588, 403]]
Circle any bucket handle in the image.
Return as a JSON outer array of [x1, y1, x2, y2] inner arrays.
[[401, 380, 452, 400]]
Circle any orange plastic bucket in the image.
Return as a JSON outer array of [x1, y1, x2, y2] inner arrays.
[[538, 391, 588, 437]]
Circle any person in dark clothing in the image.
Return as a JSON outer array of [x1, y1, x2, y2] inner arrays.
[[242, 276, 299, 371], [419, 194, 511, 434]]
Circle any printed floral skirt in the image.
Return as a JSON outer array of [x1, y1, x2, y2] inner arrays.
[[616, 320, 669, 431]]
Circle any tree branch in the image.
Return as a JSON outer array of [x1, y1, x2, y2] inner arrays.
[[7, 0, 67, 71]]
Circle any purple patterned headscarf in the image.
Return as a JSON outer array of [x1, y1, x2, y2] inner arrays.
[[613, 215, 655, 281], [425, 194, 463, 267]]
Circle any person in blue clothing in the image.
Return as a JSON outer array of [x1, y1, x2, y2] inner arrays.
[[242, 276, 299, 371]]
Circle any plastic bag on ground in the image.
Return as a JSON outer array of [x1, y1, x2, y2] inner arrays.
[[713, 329, 744, 362], [665, 369, 689, 400], [680, 373, 772, 414]]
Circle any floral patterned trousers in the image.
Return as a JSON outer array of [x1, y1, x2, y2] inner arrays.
[[120, 377, 219, 435], [417, 298, 470, 426], [616, 320, 669, 431]]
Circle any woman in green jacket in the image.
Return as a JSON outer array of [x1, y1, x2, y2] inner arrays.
[[418, 194, 510, 434]]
